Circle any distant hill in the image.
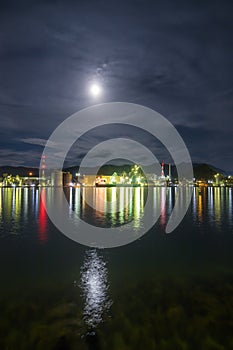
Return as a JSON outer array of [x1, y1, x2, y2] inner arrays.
[[0, 163, 227, 181], [98, 164, 133, 176], [192, 163, 227, 180]]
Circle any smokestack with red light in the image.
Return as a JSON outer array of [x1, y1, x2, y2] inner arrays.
[[161, 162, 165, 178]]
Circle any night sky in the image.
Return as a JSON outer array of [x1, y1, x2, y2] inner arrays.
[[0, 0, 232, 172]]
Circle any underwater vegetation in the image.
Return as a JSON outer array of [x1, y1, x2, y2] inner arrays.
[[0, 275, 232, 350], [98, 276, 233, 350]]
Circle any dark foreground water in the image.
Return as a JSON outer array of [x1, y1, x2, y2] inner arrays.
[[0, 186, 232, 350]]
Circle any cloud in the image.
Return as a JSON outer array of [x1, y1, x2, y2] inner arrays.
[[0, 148, 41, 167], [0, 0, 232, 172], [20, 138, 57, 147]]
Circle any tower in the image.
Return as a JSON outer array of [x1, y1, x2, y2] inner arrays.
[[41, 154, 46, 186], [168, 163, 171, 181], [161, 162, 165, 178]]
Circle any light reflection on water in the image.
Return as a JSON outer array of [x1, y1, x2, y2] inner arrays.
[[0, 186, 232, 349], [190, 187, 233, 231], [0, 186, 232, 237], [38, 189, 48, 243], [229, 188, 232, 225], [80, 249, 112, 329], [67, 187, 147, 228]]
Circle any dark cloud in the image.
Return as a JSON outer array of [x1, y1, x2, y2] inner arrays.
[[0, 0, 232, 172]]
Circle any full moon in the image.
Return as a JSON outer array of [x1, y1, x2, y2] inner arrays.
[[90, 83, 102, 97]]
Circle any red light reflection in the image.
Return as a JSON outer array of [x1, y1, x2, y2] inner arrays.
[[38, 189, 48, 243]]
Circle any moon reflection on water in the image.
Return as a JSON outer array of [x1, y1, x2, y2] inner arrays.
[[80, 249, 112, 329]]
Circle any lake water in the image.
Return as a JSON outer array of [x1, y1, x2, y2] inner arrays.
[[0, 186, 232, 350]]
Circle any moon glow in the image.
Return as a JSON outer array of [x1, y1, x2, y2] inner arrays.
[[90, 83, 102, 97]]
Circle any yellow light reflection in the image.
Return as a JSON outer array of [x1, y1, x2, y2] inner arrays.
[[0, 189, 2, 217], [214, 187, 221, 223], [14, 188, 21, 222], [95, 188, 106, 213], [119, 188, 125, 224], [4, 188, 13, 219], [133, 187, 141, 228], [110, 187, 117, 214], [197, 192, 203, 222]]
